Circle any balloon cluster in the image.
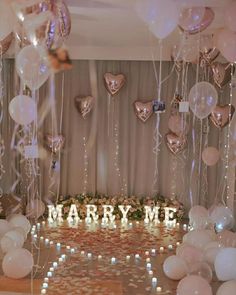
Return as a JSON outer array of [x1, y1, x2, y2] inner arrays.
[[0, 214, 35, 279], [163, 204, 236, 295], [136, 2, 214, 40]]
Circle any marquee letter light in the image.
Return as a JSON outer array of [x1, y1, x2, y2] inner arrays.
[[164, 207, 177, 224], [48, 205, 63, 223], [85, 205, 99, 223], [144, 206, 160, 223], [118, 205, 131, 223], [67, 204, 80, 223], [102, 205, 115, 223]]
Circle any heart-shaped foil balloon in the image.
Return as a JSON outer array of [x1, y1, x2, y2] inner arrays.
[[44, 134, 65, 154], [200, 47, 219, 65], [133, 100, 153, 123], [74, 96, 94, 119], [165, 132, 187, 155], [211, 62, 234, 88], [210, 105, 235, 128], [104, 73, 125, 96]]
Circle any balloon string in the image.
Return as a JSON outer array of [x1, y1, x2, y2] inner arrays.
[[158, 40, 162, 101], [197, 119, 203, 201], [152, 114, 161, 193], [107, 93, 111, 137]]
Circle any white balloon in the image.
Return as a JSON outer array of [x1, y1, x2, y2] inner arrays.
[[16, 45, 50, 90], [0, 220, 11, 238], [9, 214, 31, 235], [135, 0, 159, 24], [189, 205, 209, 230], [9, 95, 37, 125], [215, 248, 236, 281], [13, 226, 27, 241], [183, 230, 214, 249], [2, 248, 34, 279], [1, 236, 17, 253], [149, 0, 180, 39], [163, 255, 187, 280], [0, 0, 14, 40], [210, 205, 234, 232], [189, 82, 218, 119], [216, 280, 236, 295], [4, 230, 24, 246]]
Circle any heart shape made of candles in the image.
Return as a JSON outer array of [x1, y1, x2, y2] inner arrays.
[[210, 104, 235, 128], [44, 134, 65, 154], [133, 100, 153, 123], [74, 96, 94, 119], [211, 62, 233, 88], [104, 73, 125, 96], [165, 132, 187, 155]]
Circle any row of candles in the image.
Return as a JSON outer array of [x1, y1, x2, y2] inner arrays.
[[31, 220, 189, 294]]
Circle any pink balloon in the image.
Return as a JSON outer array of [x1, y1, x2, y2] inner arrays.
[[202, 147, 220, 166], [217, 230, 236, 247], [179, 7, 205, 31], [177, 243, 203, 265], [189, 205, 208, 229], [189, 262, 213, 283], [225, 1, 236, 32], [216, 29, 236, 62], [177, 275, 213, 295], [163, 255, 187, 280]]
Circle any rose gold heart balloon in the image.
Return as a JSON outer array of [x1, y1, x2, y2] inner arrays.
[[133, 100, 153, 123], [44, 134, 65, 154], [200, 48, 219, 65], [0, 33, 13, 55], [179, 8, 214, 35], [165, 132, 187, 155], [104, 73, 125, 96], [210, 105, 235, 128], [211, 62, 233, 88], [74, 96, 94, 119]]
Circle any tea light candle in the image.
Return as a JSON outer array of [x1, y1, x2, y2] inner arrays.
[[156, 287, 162, 292], [145, 251, 149, 256], [44, 278, 49, 283], [45, 239, 49, 245], [33, 234, 37, 239], [66, 245, 71, 250], [40, 236, 44, 240], [49, 241, 53, 245], [71, 248, 75, 254], [146, 257, 151, 263], [49, 267, 54, 272], [61, 254, 66, 260], [42, 221, 46, 225], [111, 257, 116, 264], [168, 245, 173, 250], [56, 242, 61, 248], [58, 258, 63, 263], [98, 255, 102, 260], [47, 271, 52, 277], [135, 254, 140, 259], [152, 277, 157, 286], [159, 247, 164, 253], [41, 289, 47, 294], [148, 270, 153, 276], [126, 255, 131, 261], [42, 283, 48, 289], [87, 253, 92, 259], [146, 263, 152, 270], [176, 242, 180, 246], [53, 262, 58, 268], [81, 251, 85, 255], [151, 249, 156, 255]]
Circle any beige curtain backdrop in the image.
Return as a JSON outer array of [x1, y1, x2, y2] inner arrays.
[[1, 59, 234, 214]]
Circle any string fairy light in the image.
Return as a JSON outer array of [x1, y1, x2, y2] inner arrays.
[[82, 136, 89, 195]]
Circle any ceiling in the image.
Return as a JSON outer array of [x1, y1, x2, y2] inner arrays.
[[64, 0, 231, 60]]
